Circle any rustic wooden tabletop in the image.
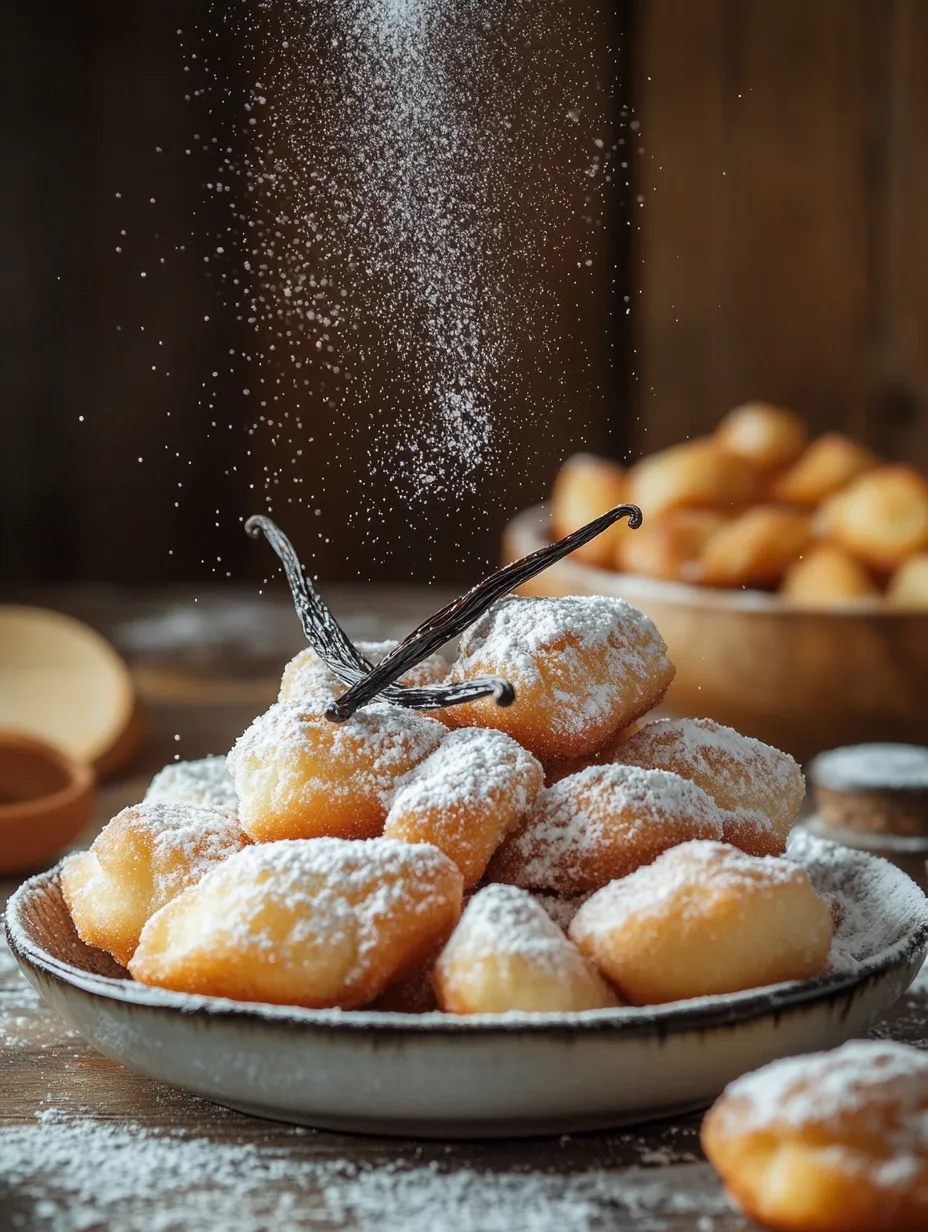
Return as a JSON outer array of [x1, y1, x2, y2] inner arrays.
[[2, 586, 927, 1232]]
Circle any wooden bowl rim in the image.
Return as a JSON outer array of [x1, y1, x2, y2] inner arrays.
[[509, 505, 928, 619], [0, 728, 96, 827]]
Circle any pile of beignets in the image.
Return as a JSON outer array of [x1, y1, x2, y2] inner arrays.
[[62, 596, 835, 1015], [552, 402, 928, 606]]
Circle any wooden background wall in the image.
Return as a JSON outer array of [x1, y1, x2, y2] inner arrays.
[[634, 0, 928, 465], [2, 1, 927, 586]]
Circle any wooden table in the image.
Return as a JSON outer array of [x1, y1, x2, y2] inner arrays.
[[2, 587, 927, 1231]]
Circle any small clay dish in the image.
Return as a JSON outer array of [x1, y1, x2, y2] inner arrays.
[[0, 730, 96, 875]]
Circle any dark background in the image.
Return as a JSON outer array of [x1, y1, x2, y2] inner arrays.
[[3, 0, 927, 589]]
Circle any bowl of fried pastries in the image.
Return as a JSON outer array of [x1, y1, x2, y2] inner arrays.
[[504, 404, 928, 760], [7, 580, 928, 1137]]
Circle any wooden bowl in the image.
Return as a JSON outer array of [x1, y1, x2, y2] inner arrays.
[[0, 605, 139, 776], [0, 730, 96, 875], [503, 505, 928, 762]]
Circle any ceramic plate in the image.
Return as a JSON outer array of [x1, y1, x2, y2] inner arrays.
[[6, 832, 928, 1139]]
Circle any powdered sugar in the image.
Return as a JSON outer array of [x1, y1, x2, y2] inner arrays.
[[787, 828, 928, 975], [0, 1115, 732, 1232], [97, 802, 248, 896], [491, 764, 724, 893], [145, 757, 239, 816], [451, 595, 673, 741], [714, 1039, 928, 1191], [139, 837, 458, 980], [442, 884, 584, 971], [810, 743, 928, 793], [571, 840, 806, 937], [228, 698, 446, 807], [388, 728, 542, 814], [616, 718, 803, 833]]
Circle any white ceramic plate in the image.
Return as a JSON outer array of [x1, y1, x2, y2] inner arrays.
[[6, 833, 928, 1139]]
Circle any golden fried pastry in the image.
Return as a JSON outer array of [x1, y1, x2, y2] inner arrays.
[[817, 465, 928, 571], [614, 717, 804, 857], [279, 639, 448, 703], [129, 837, 463, 1008], [227, 699, 445, 843], [144, 756, 239, 816], [615, 508, 727, 583], [809, 742, 928, 838], [888, 554, 928, 608], [714, 403, 808, 471], [569, 840, 833, 1004], [487, 763, 724, 895], [550, 453, 628, 567], [383, 728, 543, 887], [627, 438, 759, 519], [781, 545, 879, 605], [701, 1040, 928, 1232], [700, 506, 813, 589], [446, 595, 675, 761], [774, 431, 880, 507], [432, 883, 618, 1014], [61, 802, 250, 967]]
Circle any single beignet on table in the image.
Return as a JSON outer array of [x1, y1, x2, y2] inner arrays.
[[129, 837, 463, 1009], [702, 1040, 928, 1232], [61, 801, 250, 967], [569, 840, 833, 1005], [432, 883, 617, 1015]]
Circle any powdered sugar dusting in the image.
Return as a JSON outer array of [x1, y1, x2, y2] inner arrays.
[[451, 595, 673, 741], [388, 728, 542, 814], [145, 757, 239, 816], [615, 717, 803, 845], [442, 884, 587, 973], [532, 892, 592, 931], [787, 828, 928, 975], [145, 837, 457, 975], [714, 1039, 928, 1191], [228, 698, 446, 806], [492, 764, 723, 893], [571, 840, 807, 937], [810, 743, 928, 793], [97, 802, 248, 898], [0, 1116, 733, 1232]]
